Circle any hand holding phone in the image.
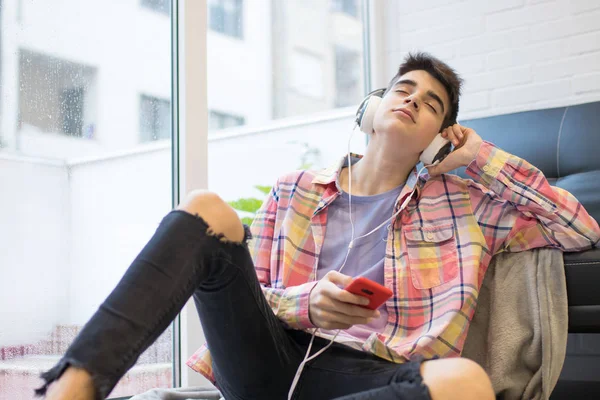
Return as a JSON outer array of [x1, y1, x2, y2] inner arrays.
[[344, 276, 392, 310], [309, 271, 381, 330]]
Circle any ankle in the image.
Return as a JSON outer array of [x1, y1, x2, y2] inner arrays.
[[45, 367, 95, 400]]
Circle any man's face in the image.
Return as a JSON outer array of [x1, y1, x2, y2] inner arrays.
[[372, 70, 450, 155]]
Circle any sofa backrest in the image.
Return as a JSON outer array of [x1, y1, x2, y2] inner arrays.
[[456, 101, 600, 225]]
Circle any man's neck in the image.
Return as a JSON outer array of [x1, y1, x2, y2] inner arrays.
[[338, 141, 418, 196]]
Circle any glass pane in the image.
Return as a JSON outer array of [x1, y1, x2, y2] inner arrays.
[[200, 4, 367, 387], [205, 0, 367, 287], [0, 0, 174, 398], [206, 0, 366, 132]]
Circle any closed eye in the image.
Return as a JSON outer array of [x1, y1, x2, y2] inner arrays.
[[395, 90, 409, 95], [426, 103, 438, 113]]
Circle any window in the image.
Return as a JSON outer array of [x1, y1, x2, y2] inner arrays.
[[331, 0, 359, 18], [140, 95, 171, 142], [1, 1, 174, 398], [335, 46, 361, 107], [208, 0, 243, 38], [60, 87, 85, 137], [18, 50, 97, 142], [290, 50, 325, 99], [209, 110, 245, 130], [267, 0, 365, 120], [141, 0, 170, 15], [206, 0, 367, 223], [0, 1, 368, 398]]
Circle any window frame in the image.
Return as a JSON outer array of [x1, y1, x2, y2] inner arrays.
[[171, 0, 209, 388], [173, 0, 376, 388], [140, 94, 171, 142]]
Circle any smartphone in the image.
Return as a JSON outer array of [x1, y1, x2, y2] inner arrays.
[[344, 276, 393, 310]]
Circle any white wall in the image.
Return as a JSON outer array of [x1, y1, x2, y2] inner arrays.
[[67, 146, 173, 324], [0, 112, 364, 345], [377, 0, 600, 119], [207, 108, 364, 200], [0, 156, 70, 346]]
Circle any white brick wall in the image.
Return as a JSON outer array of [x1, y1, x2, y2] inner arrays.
[[379, 0, 600, 119]]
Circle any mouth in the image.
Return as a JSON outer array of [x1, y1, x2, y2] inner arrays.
[[392, 108, 415, 123]]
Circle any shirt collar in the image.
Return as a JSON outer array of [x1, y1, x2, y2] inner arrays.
[[312, 153, 426, 202]]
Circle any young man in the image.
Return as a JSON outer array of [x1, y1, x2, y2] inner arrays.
[[40, 53, 600, 400]]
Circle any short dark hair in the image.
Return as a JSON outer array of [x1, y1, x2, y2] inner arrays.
[[386, 52, 463, 130]]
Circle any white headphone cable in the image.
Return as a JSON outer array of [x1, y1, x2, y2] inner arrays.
[[287, 125, 435, 400], [287, 125, 359, 400]]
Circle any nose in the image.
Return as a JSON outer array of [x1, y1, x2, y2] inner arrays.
[[404, 96, 419, 109]]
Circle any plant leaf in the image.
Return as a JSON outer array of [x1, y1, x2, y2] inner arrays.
[[241, 216, 255, 226], [254, 185, 272, 195], [228, 198, 263, 213]]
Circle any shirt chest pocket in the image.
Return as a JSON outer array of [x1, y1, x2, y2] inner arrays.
[[403, 223, 458, 290]]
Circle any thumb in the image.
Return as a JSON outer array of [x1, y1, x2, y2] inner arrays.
[[325, 271, 353, 287], [426, 162, 441, 177], [427, 155, 463, 176]]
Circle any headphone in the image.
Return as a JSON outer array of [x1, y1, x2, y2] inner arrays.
[[355, 88, 453, 166]]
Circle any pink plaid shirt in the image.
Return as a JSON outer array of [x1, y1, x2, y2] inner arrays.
[[187, 141, 600, 383]]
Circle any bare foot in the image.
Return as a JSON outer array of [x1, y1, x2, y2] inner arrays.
[[44, 367, 95, 400]]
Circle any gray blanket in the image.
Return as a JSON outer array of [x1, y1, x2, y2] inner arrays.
[[130, 386, 223, 400], [133, 248, 568, 400], [462, 248, 568, 400]]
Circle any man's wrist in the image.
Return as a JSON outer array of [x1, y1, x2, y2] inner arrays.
[[464, 138, 483, 167]]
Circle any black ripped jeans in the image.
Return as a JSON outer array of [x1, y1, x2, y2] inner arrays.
[[37, 210, 431, 400]]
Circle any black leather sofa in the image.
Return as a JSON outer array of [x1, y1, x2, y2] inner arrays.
[[459, 101, 600, 398]]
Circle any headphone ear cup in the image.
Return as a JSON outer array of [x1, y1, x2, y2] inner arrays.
[[420, 134, 452, 165], [356, 95, 382, 134]]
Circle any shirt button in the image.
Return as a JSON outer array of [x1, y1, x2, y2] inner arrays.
[[482, 164, 490, 172], [426, 232, 434, 240]]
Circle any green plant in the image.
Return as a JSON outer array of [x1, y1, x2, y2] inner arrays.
[[229, 143, 321, 225], [228, 185, 271, 225]]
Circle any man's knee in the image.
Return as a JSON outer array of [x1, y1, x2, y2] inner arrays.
[[421, 358, 494, 400], [177, 190, 245, 243]]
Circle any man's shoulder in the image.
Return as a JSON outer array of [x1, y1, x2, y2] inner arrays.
[[424, 172, 471, 187], [274, 168, 328, 194], [422, 172, 481, 194], [423, 172, 498, 200]]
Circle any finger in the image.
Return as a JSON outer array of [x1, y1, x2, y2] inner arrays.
[[426, 163, 441, 176], [324, 270, 353, 287], [321, 282, 370, 306], [458, 124, 471, 134], [323, 310, 374, 327], [452, 124, 465, 146], [312, 309, 352, 330], [313, 291, 368, 316], [330, 298, 380, 318], [446, 126, 460, 147], [444, 128, 457, 147], [427, 154, 465, 176], [441, 127, 449, 138]]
